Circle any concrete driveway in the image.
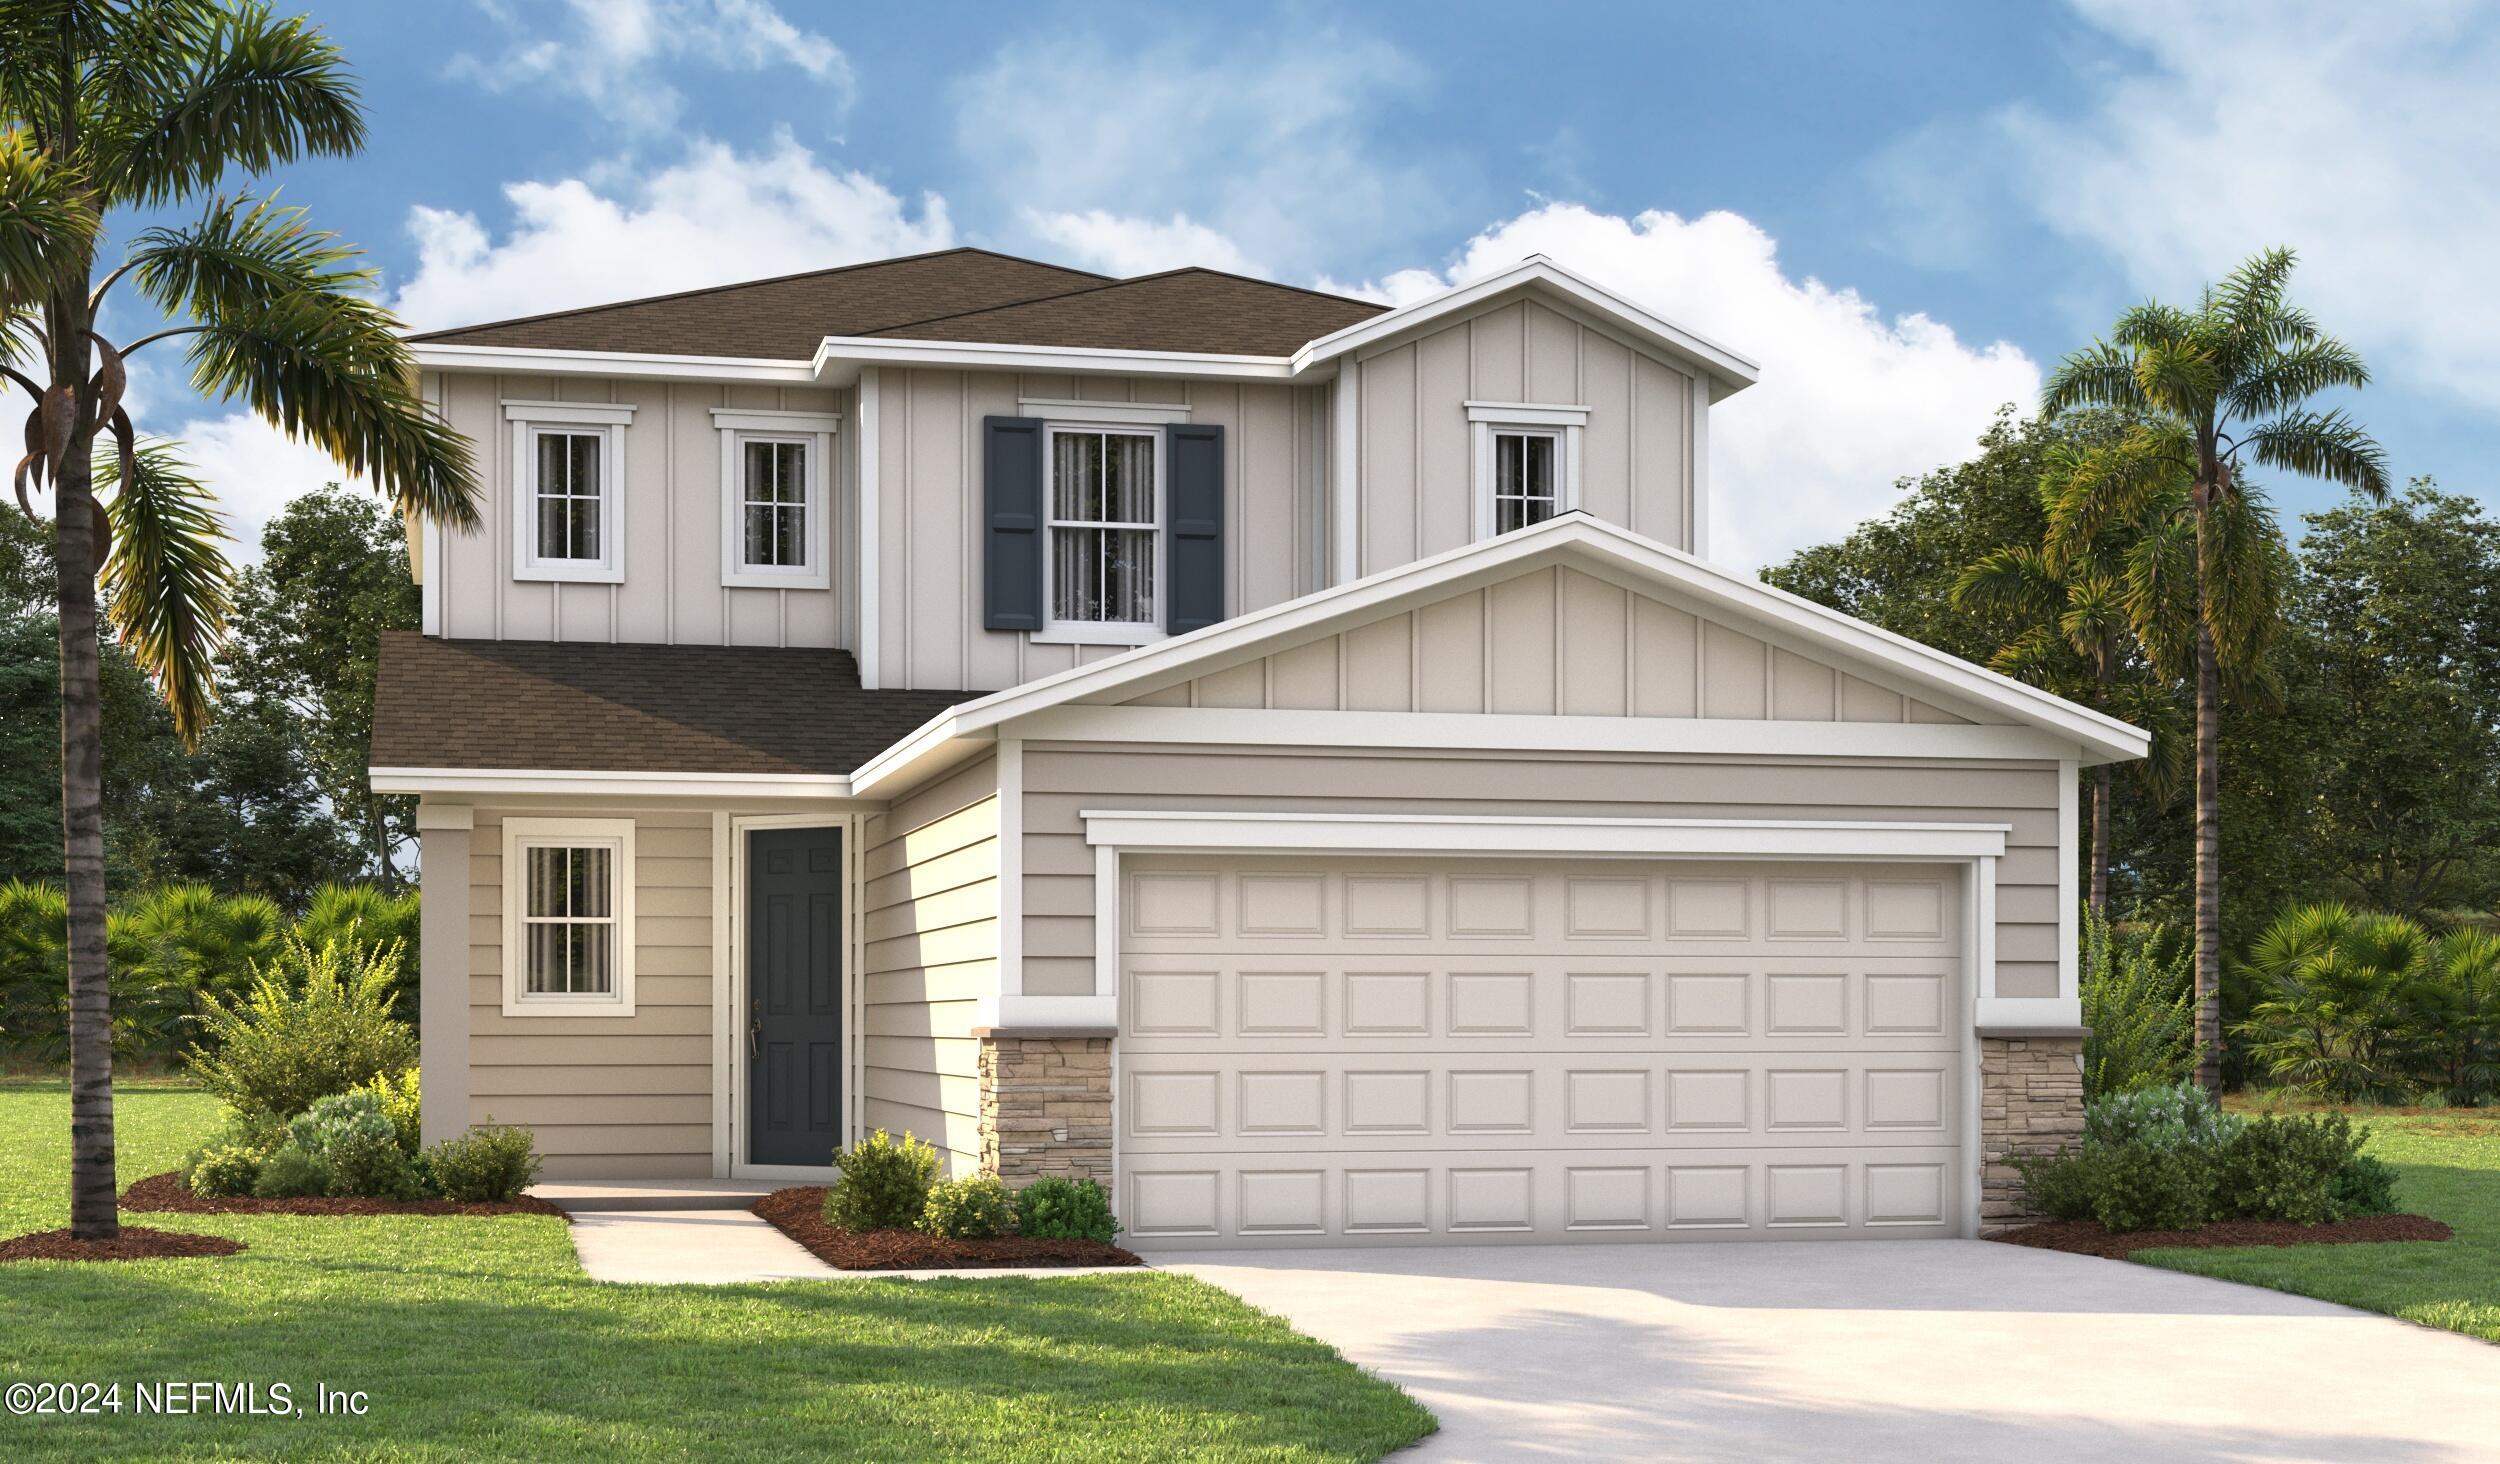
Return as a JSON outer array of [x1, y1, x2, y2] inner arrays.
[[1160, 1241, 2500, 1463]]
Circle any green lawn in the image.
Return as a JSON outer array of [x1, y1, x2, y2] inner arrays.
[[0, 1084, 1433, 1462], [2132, 1105, 2500, 1344]]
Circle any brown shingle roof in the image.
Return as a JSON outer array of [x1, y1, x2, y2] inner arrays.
[[406, 248, 1109, 358], [370, 632, 966, 776], [860, 268, 1385, 356], [405, 249, 1386, 360]]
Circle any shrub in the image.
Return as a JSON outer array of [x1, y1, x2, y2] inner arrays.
[[186, 1145, 264, 1198], [921, 1176, 1013, 1239], [2084, 1082, 2243, 1152], [180, 1107, 290, 1181], [286, 1090, 426, 1199], [1014, 1175, 1120, 1243], [2329, 1155, 2402, 1218], [294, 885, 422, 1023], [356, 1067, 422, 1154], [824, 1130, 939, 1232], [424, 1125, 543, 1203], [252, 1145, 332, 1199], [2079, 911, 2195, 1098], [2085, 1140, 2216, 1232], [2236, 905, 2435, 1103], [185, 933, 417, 1118], [2215, 1113, 2367, 1224], [2012, 1148, 2107, 1223]]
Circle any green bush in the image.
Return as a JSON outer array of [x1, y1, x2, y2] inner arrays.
[[921, 1176, 1013, 1239], [1013, 1175, 1120, 1243], [2236, 905, 2436, 1103], [824, 1130, 939, 1232], [423, 1125, 543, 1203], [356, 1067, 422, 1154], [185, 1145, 264, 1198], [185, 933, 417, 1118], [294, 885, 422, 1022], [2329, 1155, 2402, 1218], [251, 1145, 332, 1199], [285, 1090, 426, 1199], [2012, 1147, 2107, 1223], [2215, 1113, 2367, 1224], [2080, 910, 2195, 1099], [2086, 1140, 2216, 1232], [2084, 1081, 2244, 1152], [179, 1107, 290, 1183]]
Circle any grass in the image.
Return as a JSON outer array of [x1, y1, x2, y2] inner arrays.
[[0, 1083, 1433, 1461], [2130, 1101, 2500, 1344]]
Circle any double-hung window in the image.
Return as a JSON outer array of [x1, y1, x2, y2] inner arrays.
[[502, 818, 636, 1016], [1467, 401, 1588, 541], [715, 408, 839, 589], [1044, 426, 1162, 640], [508, 401, 633, 582]]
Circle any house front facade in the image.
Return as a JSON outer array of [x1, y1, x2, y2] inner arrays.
[[374, 247, 2139, 1248]]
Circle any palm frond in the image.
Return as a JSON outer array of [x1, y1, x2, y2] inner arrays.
[[2197, 478, 2291, 679], [2058, 568, 2130, 661], [2243, 407, 2392, 500], [130, 193, 368, 322], [179, 292, 479, 528], [2041, 340, 2146, 417], [1949, 544, 2056, 619], [2108, 300, 2197, 355], [2132, 339, 2222, 421], [0, 126, 97, 303], [2225, 338, 2371, 419], [91, 2, 366, 208], [2210, 248, 2306, 346], [97, 439, 234, 746], [1985, 624, 2070, 683], [2042, 429, 2190, 572], [2120, 516, 2199, 682]]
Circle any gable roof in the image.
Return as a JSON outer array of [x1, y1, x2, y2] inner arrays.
[[406, 248, 1110, 358], [854, 512, 2148, 792]]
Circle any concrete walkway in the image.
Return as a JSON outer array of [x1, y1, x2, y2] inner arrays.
[[1159, 1240, 2500, 1464], [565, 1208, 1142, 1283]]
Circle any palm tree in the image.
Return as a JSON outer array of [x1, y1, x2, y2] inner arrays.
[[2040, 249, 2387, 1091], [0, 3, 476, 1240]]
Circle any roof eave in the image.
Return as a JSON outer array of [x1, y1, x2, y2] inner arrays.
[[810, 336, 1305, 385], [408, 341, 818, 384]]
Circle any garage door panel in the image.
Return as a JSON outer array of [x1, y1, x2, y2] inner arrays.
[[1120, 859, 1966, 1248]]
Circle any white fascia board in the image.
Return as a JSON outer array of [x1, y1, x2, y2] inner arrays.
[[811, 336, 1296, 385], [1016, 704, 2084, 763], [412, 342, 817, 385], [370, 766, 855, 800], [1292, 257, 1761, 396], [848, 514, 2148, 781], [845, 719, 993, 798], [1975, 996, 2086, 1033], [1081, 809, 2012, 861]]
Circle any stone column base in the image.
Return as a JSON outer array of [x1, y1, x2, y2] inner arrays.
[[978, 1034, 1112, 1188], [1979, 1034, 2086, 1233]]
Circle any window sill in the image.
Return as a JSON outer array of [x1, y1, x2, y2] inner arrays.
[[515, 563, 625, 585], [1031, 624, 1166, 648], [499, 997, 637, 1019], [721, 568, 832, 591]]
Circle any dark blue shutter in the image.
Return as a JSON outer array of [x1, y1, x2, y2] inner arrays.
[[1165, 422, 1225, 634], [983, 416, 1044, 632]]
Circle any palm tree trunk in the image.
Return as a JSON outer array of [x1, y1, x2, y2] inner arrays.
[[56, 429, 117, 1240], [2193, 617, 2223, 1093], [2091, 764, 2111, 916]]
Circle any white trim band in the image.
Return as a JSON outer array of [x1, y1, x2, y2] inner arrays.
[[1017, 397, 1192, 425], [1080, 810, 2011, 860], [372, 766, 856, 799]]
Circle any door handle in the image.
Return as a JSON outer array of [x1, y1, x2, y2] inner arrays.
[[749, 1018, 760, 1057]]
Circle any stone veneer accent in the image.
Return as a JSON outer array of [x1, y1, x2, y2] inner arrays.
[[1979, 1034, 2087, 1232], [978, 1035, 1113, 1186]]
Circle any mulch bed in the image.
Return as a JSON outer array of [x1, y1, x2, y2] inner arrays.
[[0, 1226, 246, 1263], [1995, 1212, 2454, 1260], [755, 1186, 1142, 1270], [121, 1171, 567, 1219]]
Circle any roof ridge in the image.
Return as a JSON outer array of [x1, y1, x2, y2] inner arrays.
[[405, 246, 1111, 345], [858, 265, 1386, 340]]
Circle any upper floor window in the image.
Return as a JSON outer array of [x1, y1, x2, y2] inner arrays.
[[502, 818, 636, 1018], [1046, 425, 1162, 639], [1467, 401, 1587, 541], [507, 400, 633, 583], [715, 408, 839, 590]]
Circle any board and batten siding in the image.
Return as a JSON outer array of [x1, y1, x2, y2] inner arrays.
[[425, 372, 855, 650], [857, 751, 999, 1171], [1353, 297, 1694, 577], [465, 808, 717, 1179], [874, 368, 1328, 691], [1016, 747, 2065, 1002], [1121, 565, 1979, 724]]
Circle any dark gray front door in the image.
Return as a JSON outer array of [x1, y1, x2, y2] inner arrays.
[[747, 827, 843, 1167]]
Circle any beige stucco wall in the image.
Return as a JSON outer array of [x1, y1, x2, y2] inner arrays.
[[873, 368, 1328, 691], [1352, 297, 1695, 576], [1017, 745, 2064, 1001], [426, 372, 855, 650], [857, 751, 998, 1171], [1120, 565, 1978, 723]]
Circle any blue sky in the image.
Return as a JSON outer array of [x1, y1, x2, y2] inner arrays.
[[123, 0, 2500, 569]]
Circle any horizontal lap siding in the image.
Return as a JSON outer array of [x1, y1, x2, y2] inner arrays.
[[1019, 747, 2063, 1000], [858, 752, 997, 1171]]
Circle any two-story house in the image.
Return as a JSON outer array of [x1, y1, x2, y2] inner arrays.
[[374, 247, 2143, 1247]]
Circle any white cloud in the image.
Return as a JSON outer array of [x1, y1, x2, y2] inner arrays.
[[1990, 0, 2500, 407], [952, 31, 1460, 280], [1019, 208, 1262, 277], [1342, 204, 2040, 570], [390, 133, 951, 329], [164, 415, 370, 563], [451, 0, 852, 133]]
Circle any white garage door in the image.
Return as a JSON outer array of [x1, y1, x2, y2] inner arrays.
[[1117, 857, 1967, 1248]]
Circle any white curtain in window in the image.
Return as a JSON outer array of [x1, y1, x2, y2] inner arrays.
[[1049, 431, 1156, 623]]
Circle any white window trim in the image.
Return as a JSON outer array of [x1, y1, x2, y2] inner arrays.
[[1469, 404, 1584, 541], [1016, 397, 1192, 426], [501, 816, 636, 1018], [1035, 421, 1167, 647], [714, 408, 839, 590], [507, 402, 632, 584]]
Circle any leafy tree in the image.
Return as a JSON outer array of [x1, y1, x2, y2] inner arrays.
[[0, 3, 476, 1239], [2041, 249, 2389, 1091]]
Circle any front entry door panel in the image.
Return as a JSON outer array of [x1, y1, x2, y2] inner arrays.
[[748, 827, 844, 1167]]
